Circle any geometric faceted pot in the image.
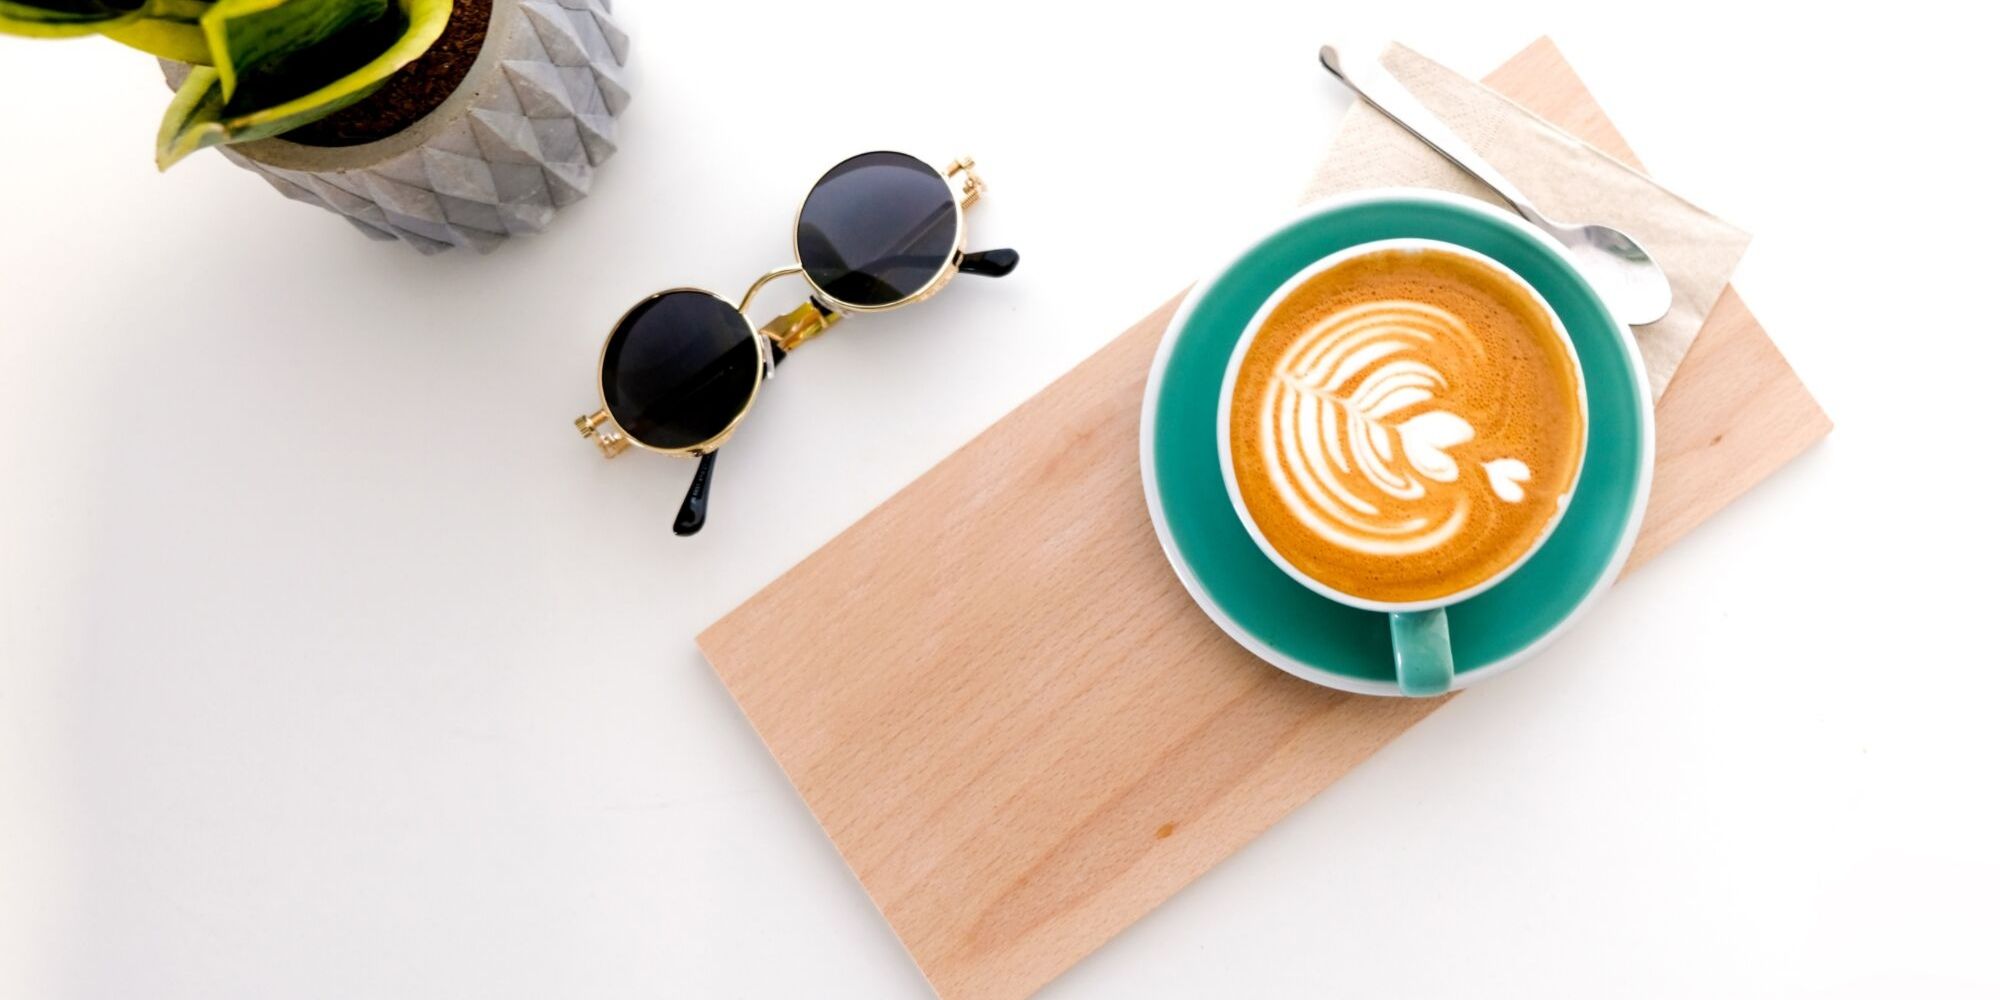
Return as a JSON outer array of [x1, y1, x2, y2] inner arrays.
[[173, 0, 629, 254]]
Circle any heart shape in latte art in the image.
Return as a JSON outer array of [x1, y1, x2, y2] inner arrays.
[[1481, 458, 1531, 503]]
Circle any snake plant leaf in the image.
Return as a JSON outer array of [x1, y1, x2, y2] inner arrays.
[[0, 0, 141, 36], [200, 0, 390, 104], [0, 0, 183, 39], [154, 0, 452, 169], [99, 0, 212, 60]]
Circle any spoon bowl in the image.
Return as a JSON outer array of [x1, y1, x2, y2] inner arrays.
[[1318, 44, 1673, 326], [1544, 221, 1674, 326]]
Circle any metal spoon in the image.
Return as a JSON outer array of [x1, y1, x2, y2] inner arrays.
[[1317, 44, 1673, 326]]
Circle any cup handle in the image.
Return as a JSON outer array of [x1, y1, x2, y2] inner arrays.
[[1389, 609, 1454, 697]]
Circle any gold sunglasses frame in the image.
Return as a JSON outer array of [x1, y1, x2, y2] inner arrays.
[[575, 154, 989, 460]]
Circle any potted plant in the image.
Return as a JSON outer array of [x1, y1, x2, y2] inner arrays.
[[1, 0, 629, 253]]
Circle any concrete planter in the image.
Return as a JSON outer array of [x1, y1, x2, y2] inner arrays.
[[183, 0, 629, 254]]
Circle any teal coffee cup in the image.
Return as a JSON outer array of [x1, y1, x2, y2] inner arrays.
[[1215, 237, 1589, 697]]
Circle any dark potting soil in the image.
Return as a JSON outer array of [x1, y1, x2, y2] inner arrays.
[[280, 0, 492, 148]]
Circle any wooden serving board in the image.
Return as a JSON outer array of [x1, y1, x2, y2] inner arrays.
[[700, 38, 1830, 1000]]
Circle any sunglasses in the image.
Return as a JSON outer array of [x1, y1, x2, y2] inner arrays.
[[573, 151, 1018, 536]]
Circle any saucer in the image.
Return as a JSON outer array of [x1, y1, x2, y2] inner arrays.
[[1139, 189, 1654, 695]]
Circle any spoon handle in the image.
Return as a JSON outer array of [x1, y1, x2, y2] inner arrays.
[[1317, 45, 1547, 227]]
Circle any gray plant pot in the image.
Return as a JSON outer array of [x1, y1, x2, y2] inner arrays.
[[174, 0, 629, 254]]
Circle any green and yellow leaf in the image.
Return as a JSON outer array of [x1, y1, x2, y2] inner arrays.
[[199, 0, 388, 103], [155, 0, 451, 169], [0, 0, 155, 38], [99, 0, 212, 59]]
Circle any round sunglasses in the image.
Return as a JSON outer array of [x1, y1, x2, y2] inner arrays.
[[574, 151, 1018, 535]]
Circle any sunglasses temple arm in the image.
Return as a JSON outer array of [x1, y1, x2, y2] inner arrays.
[[673, 450, 718, 536], [957, 248, 1020, 278], [671, 337, 789, 537], [677, 243, 1009, 534]]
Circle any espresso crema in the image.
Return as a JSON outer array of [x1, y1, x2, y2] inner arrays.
[[1228, 247, 1586, 604]]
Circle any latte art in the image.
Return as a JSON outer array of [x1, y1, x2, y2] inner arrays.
[[1227, 247, 1586, 604], [1260, 298, 1532, 558]]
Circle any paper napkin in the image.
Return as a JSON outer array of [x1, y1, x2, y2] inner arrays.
[[1304, 43, 1752, 399]]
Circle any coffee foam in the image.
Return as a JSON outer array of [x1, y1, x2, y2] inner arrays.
[[1229, 248, 1585, 604]]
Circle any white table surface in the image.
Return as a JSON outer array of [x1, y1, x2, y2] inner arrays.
[[4, 2, 1995, 997]]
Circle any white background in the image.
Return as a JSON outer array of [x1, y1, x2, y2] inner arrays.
[[4, 2, 1996, 997]]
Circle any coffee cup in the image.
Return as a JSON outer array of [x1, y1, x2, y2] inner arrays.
[[1217, 238, 1589, 696]]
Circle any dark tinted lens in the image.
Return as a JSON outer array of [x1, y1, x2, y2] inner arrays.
[[600, 290, 760, 451], [797, 151, 958, 308]]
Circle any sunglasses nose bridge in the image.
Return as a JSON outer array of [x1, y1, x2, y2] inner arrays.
[[759, 299, 842, 352], [736, 264, 804, 313]]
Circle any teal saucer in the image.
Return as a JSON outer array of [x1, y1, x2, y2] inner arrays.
[[1139, 190, 1654, 695]]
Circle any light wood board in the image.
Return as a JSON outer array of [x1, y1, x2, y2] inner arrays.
[[700, 38, 1830, 1000]]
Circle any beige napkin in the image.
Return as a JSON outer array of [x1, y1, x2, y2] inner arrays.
[[1303, 43, 1751, 400]]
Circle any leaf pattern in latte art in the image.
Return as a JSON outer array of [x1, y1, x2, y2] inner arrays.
[[1257, 299, 1531, 557]]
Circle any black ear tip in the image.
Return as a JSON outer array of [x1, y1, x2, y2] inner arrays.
[[959, 248, 1020, 278], [673, 450, 717, 536]]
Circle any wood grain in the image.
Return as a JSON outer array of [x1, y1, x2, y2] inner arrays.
[[700, 38, 1829, 1000]]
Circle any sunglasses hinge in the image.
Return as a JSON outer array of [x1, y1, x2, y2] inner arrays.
[[575, 408, 630, 458], [948, 155, 985, 209]]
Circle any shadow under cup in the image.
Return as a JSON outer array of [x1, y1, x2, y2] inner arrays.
[[1216, 238, 1590, 697]]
